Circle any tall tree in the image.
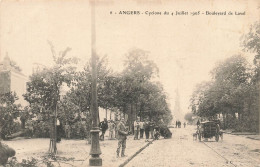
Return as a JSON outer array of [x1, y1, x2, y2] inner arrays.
[[23, 42, 77, 154], [241, 21, 260, 132], [190, 54, 258, 131], [120, 48, 159, 125], [61, 55, 114, 139]]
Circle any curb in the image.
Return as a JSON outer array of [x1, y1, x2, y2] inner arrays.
[[223, 132, 258, 135], [246, 136, 260, 141], [223, 132, 260, 141], [118, 140, 155, 167]]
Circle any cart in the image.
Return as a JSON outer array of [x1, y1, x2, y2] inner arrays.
[[198, 121, 223, 142]]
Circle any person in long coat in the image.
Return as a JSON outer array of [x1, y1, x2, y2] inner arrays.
[[99, 118, 108, 141], [116, 118, 128, 157]]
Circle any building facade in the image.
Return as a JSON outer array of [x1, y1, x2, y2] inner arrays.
[[0, 55, 28, 107]]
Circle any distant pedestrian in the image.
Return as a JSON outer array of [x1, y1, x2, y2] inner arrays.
[[131, 122, 134, 135], [115, 119, 120, 139], [177, 121, 181, 128], [197, 120, 200, 129], [134, 119, 140, 140], [150, 120, 155, 139], [175, 121, 178, 128], [108, 120, 115, 140], [139, 121, 144, 139], [184, 122, 186, 128], [144, 120, 150, 142], [20, 113, 27, 129], [56, 118, 62, 143], [64, 122, 71, 139], [99, 118, 108, 141], [197, 120, 200, 126], [116, 118, 128, 158], [26, 120, 34, 138], [80, 120, 86, 139]]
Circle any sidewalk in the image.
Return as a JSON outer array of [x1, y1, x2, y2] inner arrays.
[[3, 135, 151, 167], [222, 129, 260, 141]]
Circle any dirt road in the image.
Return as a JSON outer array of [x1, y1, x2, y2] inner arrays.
[[126, 126, 260, 167]]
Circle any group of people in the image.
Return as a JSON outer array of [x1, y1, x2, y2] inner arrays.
[[99, 118, 120, 141], [175, 121, 186, 128], [96, 117, 173, 158], [98, 118, 163, 142], [116, 117, 172, 157], [133, 119, 161, 142]]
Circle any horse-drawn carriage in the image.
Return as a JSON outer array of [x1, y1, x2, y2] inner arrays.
[[197, 120, 223, 142]]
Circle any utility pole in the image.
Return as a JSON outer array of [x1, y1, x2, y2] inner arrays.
[[89, 0, 102, 166], [0, 0, 2, 62]]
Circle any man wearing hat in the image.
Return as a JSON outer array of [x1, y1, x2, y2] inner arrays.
[[116, 118, 128, 157]]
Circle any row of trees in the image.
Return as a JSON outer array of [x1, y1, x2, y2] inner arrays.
[[190, 22, 259, 132], [21, 46, 172, 136], [0, 45, 172, 153]]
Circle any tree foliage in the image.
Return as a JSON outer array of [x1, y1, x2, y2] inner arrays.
[[0, 92, 21, 139], [23, 42, 77, 153], [184, 112, 194, 123], [190, 22, 260, 132], [24, 47, 173, 141]]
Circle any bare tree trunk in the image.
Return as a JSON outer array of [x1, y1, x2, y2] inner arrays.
[[106, 107, 107, 119], [54, 104, 57, 154], [222, 112, 226, 129], [149, 110, 151, 121], [49, 104, 58, 154], [136, 103, 138, 119], [130, 104, 133, 134]]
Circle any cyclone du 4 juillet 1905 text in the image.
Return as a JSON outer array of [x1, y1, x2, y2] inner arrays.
[[110, 11, 245, 16]]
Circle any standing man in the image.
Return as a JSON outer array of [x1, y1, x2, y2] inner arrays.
[[80, 120, 86, 140], [197, 119, 200, 128], [150, 120, 155, 139], [99, 118, 108, 141], [115, 119, 120, 139], [26, 119, 34, 138], [139, 120, 144, 139], [64, 122, 71, 139], [144, 119, 150, 142], [133, 119, 140, 140], [116, 118, 128, 158], [56, 118, 62, 143], [108, 120, 115, 140]]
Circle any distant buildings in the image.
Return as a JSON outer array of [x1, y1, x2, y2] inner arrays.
[[0, 54, 28, 107]]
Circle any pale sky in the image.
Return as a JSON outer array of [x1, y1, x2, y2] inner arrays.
[[0, 0, 259, 120]]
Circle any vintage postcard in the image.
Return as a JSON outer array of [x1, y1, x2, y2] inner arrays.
[[0, 0, 259, 166]]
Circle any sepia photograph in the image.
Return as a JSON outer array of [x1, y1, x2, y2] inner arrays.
[[0, 0, 259, 166]]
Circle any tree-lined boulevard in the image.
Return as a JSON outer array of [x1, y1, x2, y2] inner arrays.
[[0, 1, 259, 166]]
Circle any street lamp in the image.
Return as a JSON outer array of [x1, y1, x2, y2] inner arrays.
[[89, 0, 102, 166]]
